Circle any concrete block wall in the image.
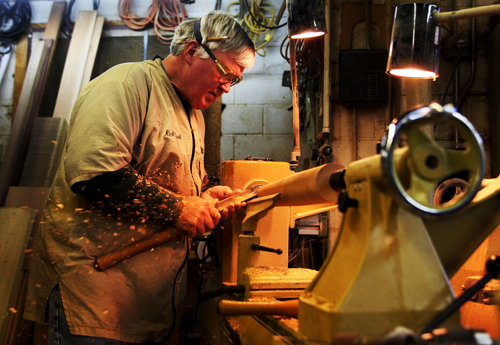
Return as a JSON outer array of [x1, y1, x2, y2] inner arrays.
[[218, 2, 293, 162], [221, 62, 293, 162], [0, 0, 293, 167]]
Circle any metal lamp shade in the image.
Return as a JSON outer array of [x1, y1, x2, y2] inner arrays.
[[386, 3, 440, 79], [287, 0, 327, 39]]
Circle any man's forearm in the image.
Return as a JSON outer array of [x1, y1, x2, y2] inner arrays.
[[71, 165, 183, 225]]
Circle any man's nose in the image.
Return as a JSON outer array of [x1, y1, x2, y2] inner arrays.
[[219, 82, 231, 93]]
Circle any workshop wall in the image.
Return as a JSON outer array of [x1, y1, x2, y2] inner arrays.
[[328, 0, 497, 177], [0, 0, 293, 169], [0, 0, 497, 179]]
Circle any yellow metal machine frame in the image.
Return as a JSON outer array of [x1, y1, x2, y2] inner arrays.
[[203, 103, 500, 344]]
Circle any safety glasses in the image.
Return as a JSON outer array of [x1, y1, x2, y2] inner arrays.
[[176, 20, 242, 87]]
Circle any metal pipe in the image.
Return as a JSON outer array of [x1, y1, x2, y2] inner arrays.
[[289, 39, 301, 168], [322, 0, 330, 135], [218, 299, 298, 317], [365, 0, 371, 49], [433, 5, 500, 23]]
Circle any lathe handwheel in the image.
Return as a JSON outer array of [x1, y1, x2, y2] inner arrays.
[[380, 103, 485, 216]]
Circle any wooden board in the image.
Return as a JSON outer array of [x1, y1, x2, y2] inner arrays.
[[0, 1, 67, 205], [204, 97, 222, 179], [3, 273, 30, 345], [245, 266, 317, 290], [5, 187, 50, 211], [80, 16, 104, 92], [43, 1, 66, 41], [4, 187, 48, 345], [0, 207, 37, 344], [11, 2, 65, 121], [52, 11, 97, 121], [12, 35, 28, 119], [0, 40, 52, 205], [19, 117, 67, 187]]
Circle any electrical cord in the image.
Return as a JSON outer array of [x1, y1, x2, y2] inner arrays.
[[281, 35, 323, 80], [227, 0, 285, 57], [165, 237, 190, 342], [288, 244, 301, 263], [439, 45, 463, 105], [118, 0, 188, 44], [242, 0, 287, 30], [60, 1, 100, 38], [0, 0, 32, 55], [457, 16, 476, 111], [193, 237, 211, 322], [168, 234, 217, 342], [61, 0, 76, 38]]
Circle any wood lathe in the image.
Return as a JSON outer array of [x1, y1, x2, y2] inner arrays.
[[198, 103, 500, 345]]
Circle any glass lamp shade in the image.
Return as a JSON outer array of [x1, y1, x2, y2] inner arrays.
[[386, 3, 440, 79], [287, 0, 327, 39]]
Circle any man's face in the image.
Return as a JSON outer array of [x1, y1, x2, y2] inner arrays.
[[186, 50, 245, 110]]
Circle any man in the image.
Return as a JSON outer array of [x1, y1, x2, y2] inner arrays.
[[24, 11, 255, 345]]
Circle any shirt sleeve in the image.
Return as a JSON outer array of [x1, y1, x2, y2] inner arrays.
[[71, 165, 183, 226], [63, 63, 150, 187]]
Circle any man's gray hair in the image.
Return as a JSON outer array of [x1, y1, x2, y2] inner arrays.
[[171, 11, 255, 69]]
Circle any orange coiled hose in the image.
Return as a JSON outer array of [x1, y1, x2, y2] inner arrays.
[[118, 0, 188, 44]]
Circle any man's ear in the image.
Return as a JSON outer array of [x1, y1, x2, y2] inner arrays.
[[183, 41, 198, 64]]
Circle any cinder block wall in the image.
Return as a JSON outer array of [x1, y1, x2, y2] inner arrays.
[[221, 45, 293, 162]]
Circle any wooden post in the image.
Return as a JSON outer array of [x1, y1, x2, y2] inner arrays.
[[205, 97, 222, 180]]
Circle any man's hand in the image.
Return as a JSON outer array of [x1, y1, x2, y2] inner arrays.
[[174, 186, 247, 236], [174, 196, 221, 236], [202, 186, 246, 221]]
